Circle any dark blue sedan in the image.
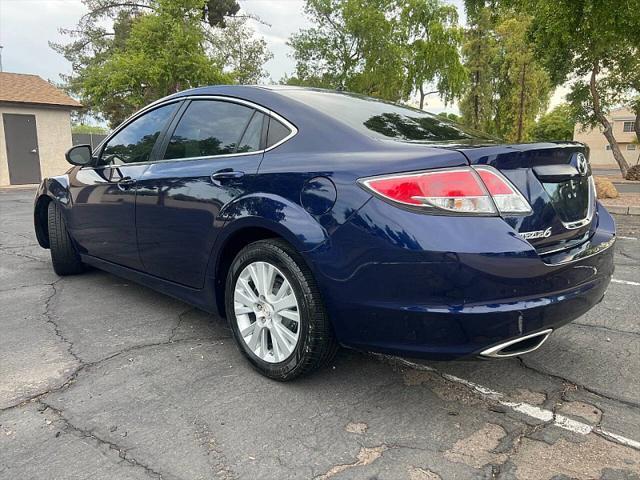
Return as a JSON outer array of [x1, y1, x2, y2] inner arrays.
[[34, 86, 615, 380]]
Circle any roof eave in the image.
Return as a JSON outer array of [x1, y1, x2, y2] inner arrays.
[[0, 100, 83, 110]]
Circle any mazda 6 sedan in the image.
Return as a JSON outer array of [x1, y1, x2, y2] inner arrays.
[[34, 86, 615, 380]]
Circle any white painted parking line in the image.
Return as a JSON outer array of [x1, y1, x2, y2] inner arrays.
[[617, 236, 638, 241], [383, 356, 640, 451], [611, 278, 640, 287]]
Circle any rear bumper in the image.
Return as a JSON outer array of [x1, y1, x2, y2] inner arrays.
[[306, 199, 615, 360]]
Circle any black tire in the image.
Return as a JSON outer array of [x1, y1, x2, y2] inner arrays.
[[225, 239, 338, 380], [47, 202, 84, 276]]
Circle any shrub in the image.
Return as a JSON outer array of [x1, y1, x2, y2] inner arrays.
[[594, 177, 618, 199], [624, 165, 640, 181]]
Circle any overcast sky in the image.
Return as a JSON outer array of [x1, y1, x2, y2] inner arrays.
[[0, 0, 565, 116]]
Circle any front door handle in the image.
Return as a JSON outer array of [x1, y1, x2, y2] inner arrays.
[[211, 169, 245, 182]]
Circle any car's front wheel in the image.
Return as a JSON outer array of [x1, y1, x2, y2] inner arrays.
[[225, 239, 338, 380], [47, 202, 84, 276]]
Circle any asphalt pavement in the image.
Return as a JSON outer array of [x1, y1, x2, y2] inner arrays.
[[1, 187, 639, 480]]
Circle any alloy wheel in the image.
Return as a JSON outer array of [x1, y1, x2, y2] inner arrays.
[[233, 261, 301, 363]]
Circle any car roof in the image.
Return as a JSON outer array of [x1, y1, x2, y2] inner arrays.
[[164, 85, 362, 106]]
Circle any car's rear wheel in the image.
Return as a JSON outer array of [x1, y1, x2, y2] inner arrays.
[[47, 202, 84, 276], [225, 239, 338, 380]]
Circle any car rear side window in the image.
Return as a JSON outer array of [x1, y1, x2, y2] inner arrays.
[[278, 89, 493, 143], [164, 100, 257, 160], [101, 102, 178, 165], [266, 118, 291, 147]]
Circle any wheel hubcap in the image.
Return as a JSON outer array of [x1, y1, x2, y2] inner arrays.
[[233, 261, 300, 363]]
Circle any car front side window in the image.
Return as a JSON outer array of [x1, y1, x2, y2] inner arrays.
[[164, 100, 259, 160], [100, 102, 179, 166]]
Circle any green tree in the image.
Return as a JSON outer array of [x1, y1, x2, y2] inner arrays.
[[72, 124, 109, 134], [519, 0, 640, 176], [530, 104, 575, 141], [493, 15, 551, 142], [287, 0, 465, 105], [460, 6, 551, 141], [459, 6, 495, 131], [287, 0, 362, 90], [52, 0, 269, 127], [437, 112, 461, 122], [401, 0, 466, 109], [206, 18, 273, 84]]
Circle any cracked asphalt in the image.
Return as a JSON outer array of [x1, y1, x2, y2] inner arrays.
[[1, 187, 639, 480]]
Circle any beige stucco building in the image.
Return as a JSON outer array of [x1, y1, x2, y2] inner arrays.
[[0, 72, 81, 186], [573, 107, 638, 168]]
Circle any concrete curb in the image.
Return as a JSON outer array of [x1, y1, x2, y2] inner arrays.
[[604, 205, 640, 216], [0, 184, 38, 191]]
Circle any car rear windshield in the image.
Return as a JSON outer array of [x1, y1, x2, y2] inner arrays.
[[278, 89, 493, 143]]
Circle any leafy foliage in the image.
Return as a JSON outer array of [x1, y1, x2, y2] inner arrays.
[[460, 6, 551, 141], [52, 0, 270, 127], [458, 6, 495, 132], [437, 112, 461, 122], [402, 0, 466, 108], [206, 18, 273, 85], [517, 0, 640, 175], [287, 0, 466, 105], [72, 124, 109, 134], [530, 104, 575, 142]]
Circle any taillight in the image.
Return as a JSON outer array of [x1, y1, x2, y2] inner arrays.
[[360, 166, 531, 216], [474, 167, 532, 215]]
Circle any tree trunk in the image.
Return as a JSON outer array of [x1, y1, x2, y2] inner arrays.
[[473, 71, 480, 130], [634, 108, 640, 166], [418, 86, 438, 111], [589, 64, 630, 177], [516, 63, 527, 143]]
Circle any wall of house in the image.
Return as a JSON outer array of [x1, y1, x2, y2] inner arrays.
[[0, 104, 73, 186], [574, 108, 639, 169]]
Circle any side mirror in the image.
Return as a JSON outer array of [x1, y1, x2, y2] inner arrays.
[[65, 144, 93, 166]]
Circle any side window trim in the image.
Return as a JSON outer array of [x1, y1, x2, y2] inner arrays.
[[157, 99, 261, 162], [88, 95, 298, 167], [93, 100, 183, 167], [155, 99, 191, 162]]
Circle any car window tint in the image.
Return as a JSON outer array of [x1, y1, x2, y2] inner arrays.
[[266, 118, 291, 147], [238, 112, 265, 153], [278, 89, 495, 143], [101, 103, 178, 165], [164, 101, 255, 159]]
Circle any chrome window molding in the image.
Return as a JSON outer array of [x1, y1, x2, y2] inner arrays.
[[87, 94, 298, 169]]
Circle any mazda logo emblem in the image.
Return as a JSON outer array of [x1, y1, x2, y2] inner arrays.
[[576, 153, 588, 176]]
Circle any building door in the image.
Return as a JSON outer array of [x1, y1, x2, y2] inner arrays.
[[3, 114, 41, 184]]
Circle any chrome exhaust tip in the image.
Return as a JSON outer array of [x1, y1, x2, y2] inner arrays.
[[480, 329, 553, 358]]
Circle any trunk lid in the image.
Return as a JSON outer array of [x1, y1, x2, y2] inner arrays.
[[453, 142, 597, 253]]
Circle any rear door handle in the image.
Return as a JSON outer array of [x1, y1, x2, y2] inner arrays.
[[211, 170, 245, 182], [116, 176, 137, 190]]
